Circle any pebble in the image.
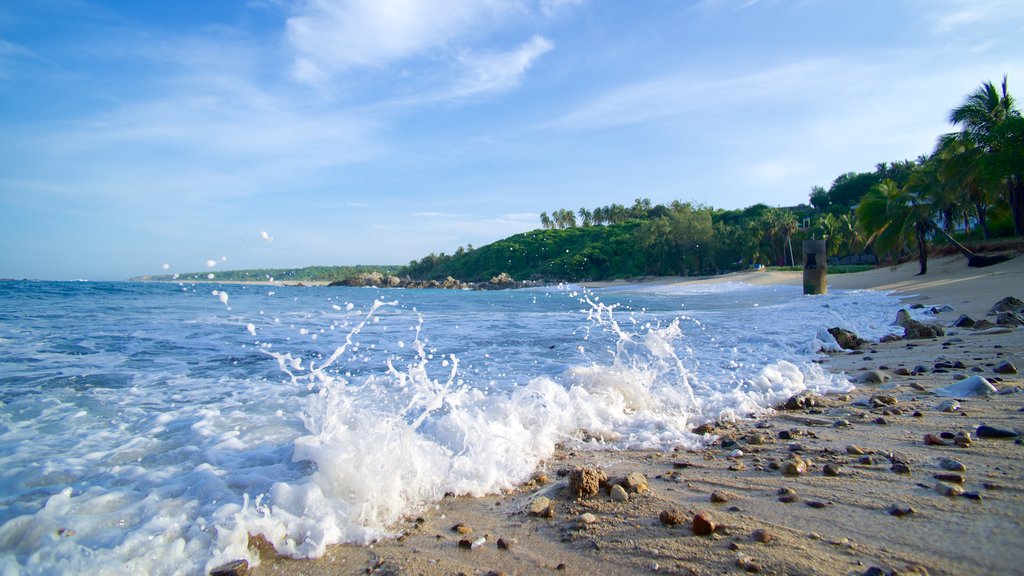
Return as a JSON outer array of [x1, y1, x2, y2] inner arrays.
[[781, 456, 808, 477], [452, 523, 473, 535], [870, 395, 898, 407], [777, 487, 798, 503], [923, 434, 948, 446], [736, 556, 762, 572], [874, 417, 889, 425], [976, 425, 1020, 438], [751, 528, 773, 543], [893, 367, 912, 376], [569, 467, 607, 498], [856, 370, 889, 384], [994, 360, 1018, 374], [691, 511, 716, 535], [529, 497, 552, 517], [710, 491, 732, 503], [934, 473, 964, 484], [888, 459, 913, 473], [623, 472, 650, 494], [609, 484, 629, 502], [497, 537, 515, 550], [859, 455, 876, 465], [935, 482, 964, 497], [823, 463, 841, 477], [939, 457, 967, 472], [579, 512, 597, 525], [936, 400, 961, 413], [209, 560, 249, 576], [887, 504, 915, 517], [846, 445, 866, 455], [659, 509, 686, 526]]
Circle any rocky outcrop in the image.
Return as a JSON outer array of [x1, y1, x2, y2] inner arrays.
[[894, 309, 945, 339], [328, 272, 540, 290]]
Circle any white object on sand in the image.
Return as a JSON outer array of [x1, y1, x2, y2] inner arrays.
[[932, 375, 997, 397]]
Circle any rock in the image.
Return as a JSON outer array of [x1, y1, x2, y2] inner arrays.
[[579, 512, 597, 525], [930, 304, 955, 314], [887, 504, 915, 516], [659, 509, 686, 526], [896, 309, 946, 339], [935, 482, 964, 497], [782, 392, 822, 410], [452, 523, 473, 535], [924, 434, 948, 446], [934, 473, 964, 484], [210, 560, 249, 576], [781, 456, 808, 477], [976, 425, 1020, 439], [621, 472, 649, 494], [932, 375, 998, 397], [736, 556, 762, 572], [846, 445, 866, 455], [457, 538, 473, 550], [953, 434, 973, 447], [751, 528, 773, 543], [936, 399, 961, 413], [950, 313, 974, 327], [990, 296, 1024, 314], [710, 491, 733, 503], [822, 463, 841, 477], [692, 422, 715, 435], [996, 311, 1024, 326], [609, 484, 628, 502], [828, 327, 866, 350], [891, 462, 912, 474], [939, 457, 966, 472], [856, 370, 890, 384], [972, 320, 997, 330], [528, 497, 552, 517], [691, 511, 716, 535], [994, 361, 1018, 375], [777, 487, 798, 503], [568, 467, 607, 498], [870, 394, 897, 407], [497, 537, 515, 550], [893, 367, 912, 376]]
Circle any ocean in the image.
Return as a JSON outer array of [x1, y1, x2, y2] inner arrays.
[[0, 279, 911, 574]]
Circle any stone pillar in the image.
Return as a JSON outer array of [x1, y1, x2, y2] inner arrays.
[[802, 239, 827, 295]]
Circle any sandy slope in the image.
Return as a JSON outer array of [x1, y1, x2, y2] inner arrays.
[[248, 252, 1024, 576]]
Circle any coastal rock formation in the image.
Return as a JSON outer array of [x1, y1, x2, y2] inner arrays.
[[568, 467, 607, 498], [895, 309, 945, 339], [329, 271, 537, 290], [989, 296, 1024, 314], [828, 327, 866, 350]]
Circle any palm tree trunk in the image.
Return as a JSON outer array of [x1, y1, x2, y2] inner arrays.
[[926, 219, 1012, 267], [915, 223, 929, 275]]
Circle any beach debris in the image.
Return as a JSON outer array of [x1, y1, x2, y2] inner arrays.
[[994, 360, 1018, 374], [691, 510, 716, 535], [932, 375, 997, 397], [659, 509, 686, 526], [976, 425, 1020, 439], [528, 496, 553, 517], [828, 327, 866, 350], [989, 296, 1024, 314], [209, 560, 249, 576], [936, 399, 961, 412], [568, 466, 607, 498], [856, 370, 890, 384]]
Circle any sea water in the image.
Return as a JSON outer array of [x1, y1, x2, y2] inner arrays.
[[0, 280, 914, 574]]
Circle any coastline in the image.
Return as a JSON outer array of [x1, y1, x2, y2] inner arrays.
[[250, 254, 1024, 576]]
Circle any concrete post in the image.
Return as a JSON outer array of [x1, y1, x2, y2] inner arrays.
[[802, 239, 827, 295]]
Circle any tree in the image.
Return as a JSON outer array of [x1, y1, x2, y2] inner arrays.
[[540, 211, 553, 229], [856, 179, 934, 274], [947, 76, 1024, 236], [809, 186, 829, 211]]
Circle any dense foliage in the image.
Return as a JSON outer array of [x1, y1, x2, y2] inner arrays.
[[404, 76, 1021, 282]]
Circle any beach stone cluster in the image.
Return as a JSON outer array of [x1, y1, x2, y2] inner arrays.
[[329, 271, 536, 290]]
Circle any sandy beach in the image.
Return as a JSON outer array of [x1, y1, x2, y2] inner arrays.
[[247, 252, 1024, 576]]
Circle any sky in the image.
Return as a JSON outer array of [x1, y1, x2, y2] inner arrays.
[[1, 0, 1023, 280]]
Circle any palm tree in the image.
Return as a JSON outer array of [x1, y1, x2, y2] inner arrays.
[[947, 76, 1024, 236], [857, 179, 934, 274]]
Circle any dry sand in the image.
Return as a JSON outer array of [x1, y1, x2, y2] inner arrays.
[[248, 253, 1024, 576]]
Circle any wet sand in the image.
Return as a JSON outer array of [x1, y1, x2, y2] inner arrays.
[[248, 253, 1024, 576]]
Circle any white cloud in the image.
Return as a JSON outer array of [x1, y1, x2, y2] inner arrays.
[[454, 34, 553, 96]]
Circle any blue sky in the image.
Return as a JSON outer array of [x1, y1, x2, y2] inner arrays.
[[1, 0, 1022, 280]]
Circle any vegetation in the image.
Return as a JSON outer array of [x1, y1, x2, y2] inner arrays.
[[403, 75, 1020, 282], [139, 265, 402, 283]]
